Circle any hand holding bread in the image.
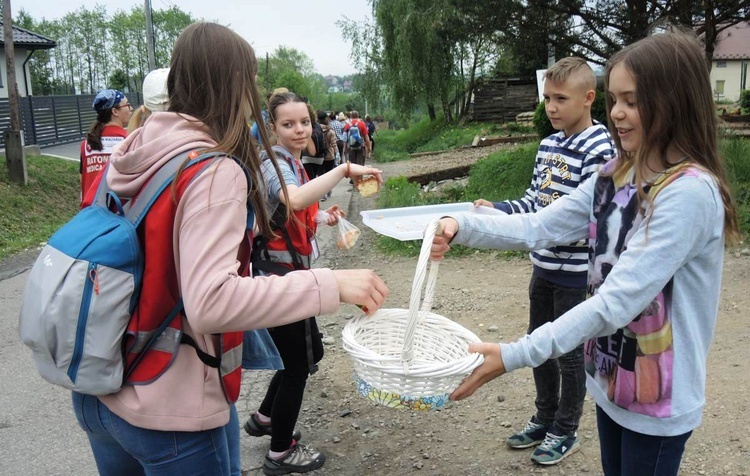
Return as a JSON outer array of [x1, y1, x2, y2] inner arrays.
[[342, 163, 384, 197]]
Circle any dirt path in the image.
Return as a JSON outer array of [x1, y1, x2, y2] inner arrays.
[[238, 150, 750, 475]]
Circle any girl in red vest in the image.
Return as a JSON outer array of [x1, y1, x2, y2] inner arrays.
[[245, 91, 383, 475], [79, 89, 131, 205], [72, 22, 388, 476]]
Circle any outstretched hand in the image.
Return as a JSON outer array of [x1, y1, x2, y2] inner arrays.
[[430, 217, 459, 261], [450, 342, 506, 401], [348, 164, 384, 185], [333, 269, 389, 316], [473, 199, 493, 208]]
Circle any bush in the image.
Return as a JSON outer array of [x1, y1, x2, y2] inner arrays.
[[533, 101, 554, 139], [740, 90, 750, 114], [533, 91, 608, 139], [722, 137, 750, 238]]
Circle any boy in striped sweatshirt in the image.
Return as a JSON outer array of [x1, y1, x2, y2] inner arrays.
[[475, 57, 615, 465]]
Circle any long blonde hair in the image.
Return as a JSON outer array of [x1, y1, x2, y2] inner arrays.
[[604, 30, 740, 245], [127, 105, 150, 134], [167, 22, 290, 236]]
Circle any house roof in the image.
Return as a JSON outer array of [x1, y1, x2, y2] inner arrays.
[[0, 21, 56, 50], [713, 22, 750, 60]]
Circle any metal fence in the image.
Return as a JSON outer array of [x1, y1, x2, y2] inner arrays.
[[0, 93, 143, 149]]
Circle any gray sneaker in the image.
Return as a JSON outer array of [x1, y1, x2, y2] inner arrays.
[[530, 431, 580, 465], [263, 442, 326, 475], [505, 417, 550, 449]]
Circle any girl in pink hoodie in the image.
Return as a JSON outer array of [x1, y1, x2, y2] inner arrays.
[[72, 22, 388, 476]]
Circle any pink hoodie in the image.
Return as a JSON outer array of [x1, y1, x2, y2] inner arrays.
[[98, 112, 340, 431]]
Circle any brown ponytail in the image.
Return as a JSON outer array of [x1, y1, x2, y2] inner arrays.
[[86, 109, 114, 150]]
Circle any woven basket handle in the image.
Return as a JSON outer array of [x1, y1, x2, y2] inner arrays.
[[400, 219, 441, 366]]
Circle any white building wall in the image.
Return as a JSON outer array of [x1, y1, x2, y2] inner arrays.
[[710, 60, 748, 102], [0, 48, 33, 99]]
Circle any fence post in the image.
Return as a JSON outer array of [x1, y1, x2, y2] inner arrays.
[[77, 96, 83, 135], [51, 96, 59, 140], [27, 96, 37, 145]]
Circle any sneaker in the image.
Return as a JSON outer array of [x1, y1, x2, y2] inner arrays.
[[263, 442, 326, 475], [505, 416, 550, 449], [244, 413, 302, 441], [530, 431, 580, 465]]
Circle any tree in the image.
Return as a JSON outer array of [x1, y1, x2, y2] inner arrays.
[[15, 5, 196, 96], [109, 69, 129, 91], [152, 6, 193, 68], [543, 0, 750, 66], [275, 70, 311, 99], [338, 16, 386, 113], [369, 0, 456, 120]]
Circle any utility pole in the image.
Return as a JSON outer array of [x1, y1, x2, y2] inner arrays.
[[3, 0, 28, 185], [144, 0, 156, 71]]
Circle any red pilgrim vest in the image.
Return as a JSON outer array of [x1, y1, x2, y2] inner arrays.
[[83, 153, 248, 402], [259, 147, 318, 273]]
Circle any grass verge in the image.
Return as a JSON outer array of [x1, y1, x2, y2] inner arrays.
[[0, 156, 79, 260], [375, 117, 534, 163]]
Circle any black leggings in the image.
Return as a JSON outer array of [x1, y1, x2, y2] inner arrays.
[[258, 317, 324, 452]]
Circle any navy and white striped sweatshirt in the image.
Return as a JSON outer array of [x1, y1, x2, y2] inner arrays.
[[493, 122, 615, 288]]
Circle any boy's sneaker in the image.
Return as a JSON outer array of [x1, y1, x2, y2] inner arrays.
[[505, 416, 550, 449], [530, 430, 580, 465], [244, 413, 302, 441], [263, 442, 326, 475]]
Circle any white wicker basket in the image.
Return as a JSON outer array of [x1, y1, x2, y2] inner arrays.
[[342, 220, 484, 410]]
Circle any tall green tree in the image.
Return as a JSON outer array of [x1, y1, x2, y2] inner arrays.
[[545, 0, 750, 66], [372, 0, 455, 120], [14, 4, 196, 96]]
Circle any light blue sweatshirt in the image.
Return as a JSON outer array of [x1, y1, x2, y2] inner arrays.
[[450, 160, 725, 436]]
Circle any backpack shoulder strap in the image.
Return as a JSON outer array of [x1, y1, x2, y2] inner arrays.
[[124, 152, 253, 228]]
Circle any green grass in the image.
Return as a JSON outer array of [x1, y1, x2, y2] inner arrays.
[[464, 142, 538, 202], [374, 117, 535, 163], [0, 155, 79, 259]]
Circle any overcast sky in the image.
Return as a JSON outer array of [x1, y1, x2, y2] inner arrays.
[[15, 0, 372, 76]]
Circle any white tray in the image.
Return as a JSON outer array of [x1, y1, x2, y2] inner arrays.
[[360, 202, 504, 241]]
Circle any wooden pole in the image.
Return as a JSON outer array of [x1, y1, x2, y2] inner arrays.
[[3, 0, 28, 185], [144, 0, 156, 71]]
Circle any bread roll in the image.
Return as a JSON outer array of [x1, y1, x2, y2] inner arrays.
[[357, 175, 379, 197], [337, 229, 361, 249]]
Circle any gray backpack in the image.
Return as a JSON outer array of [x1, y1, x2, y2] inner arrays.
[[18, 152, 239, 395]]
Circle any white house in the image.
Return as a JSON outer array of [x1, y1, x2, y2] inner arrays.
[[710, 22, 749, 102], [0, 21, 56, 99]]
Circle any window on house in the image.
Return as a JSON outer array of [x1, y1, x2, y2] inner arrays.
[[717, 61, 727, 68], [715, 80, 725, 96]]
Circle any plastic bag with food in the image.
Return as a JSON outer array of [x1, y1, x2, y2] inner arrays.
[[336, 217, 361, 250]]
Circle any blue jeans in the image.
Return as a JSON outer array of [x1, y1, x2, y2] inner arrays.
[[528, 273, 587, 435], [596, 406, 691, 475], [72, 392, 241, 475]]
